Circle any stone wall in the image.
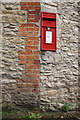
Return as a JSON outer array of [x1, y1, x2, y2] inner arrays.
[[1, 1, 79, 112], [1, 2, 26, 108], [40, 1, 79, 111], [79, 1, 80, 107], [1, 2, 41, 111]]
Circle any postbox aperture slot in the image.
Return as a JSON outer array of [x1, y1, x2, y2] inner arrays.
[[42, 18, 56, 21]]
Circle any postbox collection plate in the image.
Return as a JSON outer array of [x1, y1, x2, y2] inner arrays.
[[46, 31, 52, 44]]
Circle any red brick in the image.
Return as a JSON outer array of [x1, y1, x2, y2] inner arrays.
[[18, 55, 26, 59], [33, 41, 39, 46], [20, 6, 26, 10], [26, 37, 38, 41], [17, 83, 24, 88], [33, 51, 40, 54], [23, 79, 31, 82], [21, 6, 28, 10], [34, 16, 40, 19], [34, 60, 40, 64], [26, 46, 38, 50], [17, 80, 23, 87], [20, 2, 27, 5], [26, 41, 38, 46], [21, 6, 40, 10], [19, 31, 28, 37], [32, 79, 39, 83], [28, 11, 40, 14], [26, 64, 39, 69], [28, 19, 38, 23], [20, 23, 34, 27], [33, 83, 39, 87], [26, 83, 33, 87], [23, 79, 39, 83], [18, 51, 26, 54], [20, 27, 27, 32], [28, 15, 40, 20], [32, 88, 39, 92], [27, 2, 40, 6], [26, 55, 38, 59], [18, 88, 32, 93], [26, 69, 39, 74], [28, 15, 36, 18], [19, 31, 33, 37], [29, 7, 40, 11], [27, 28, 39, 31], [26, 41, 33, 46], [18, 60, 26, 64], [19, 31, 26, 37], [26, 69, 33, 73], [26, 74, 39, 79], [26, 60, 34, 64], [26, 51, 33, 54], [34, 32, 39, 36], [32, 70, 40, 74], [27, 32, 34, 36], [17, 80, 23, 83], [34, 7, 40, 10]]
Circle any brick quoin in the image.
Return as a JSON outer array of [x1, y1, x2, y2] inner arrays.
[[18, 2, 41, 93]]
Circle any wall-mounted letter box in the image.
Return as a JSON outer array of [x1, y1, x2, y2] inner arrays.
[[41, 12, 56, 51]]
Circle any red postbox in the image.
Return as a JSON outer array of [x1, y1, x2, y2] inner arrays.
[[41, 12, 56, 51]]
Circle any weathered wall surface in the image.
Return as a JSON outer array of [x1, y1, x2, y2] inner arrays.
[[40, 2, 79, 110], [1, 2, 41, 111], [1, 2, 26, 108], [1, 1, 79, 112], [40, 1, 79, 111], [79, 1, 80, 108]]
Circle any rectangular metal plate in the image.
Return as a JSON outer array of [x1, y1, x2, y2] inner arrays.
[[46, 31, 52, 44]]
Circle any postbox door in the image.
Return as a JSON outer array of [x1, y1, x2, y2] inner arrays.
[[41, 27, 56, 51]]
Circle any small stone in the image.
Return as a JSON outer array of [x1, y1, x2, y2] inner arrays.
[[4, 93, 11, 102], [67, 52, 73, 56]]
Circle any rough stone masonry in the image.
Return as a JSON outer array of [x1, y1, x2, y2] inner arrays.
[[0, 0, 80, 111]]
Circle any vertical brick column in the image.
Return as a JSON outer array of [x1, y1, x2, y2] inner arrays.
[[18, 2, 41, 93]]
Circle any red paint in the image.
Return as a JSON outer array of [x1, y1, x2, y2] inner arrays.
[[41, 12, 56, 51]]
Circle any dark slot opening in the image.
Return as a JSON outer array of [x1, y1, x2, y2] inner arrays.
[[42, 18, 56, 21]]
